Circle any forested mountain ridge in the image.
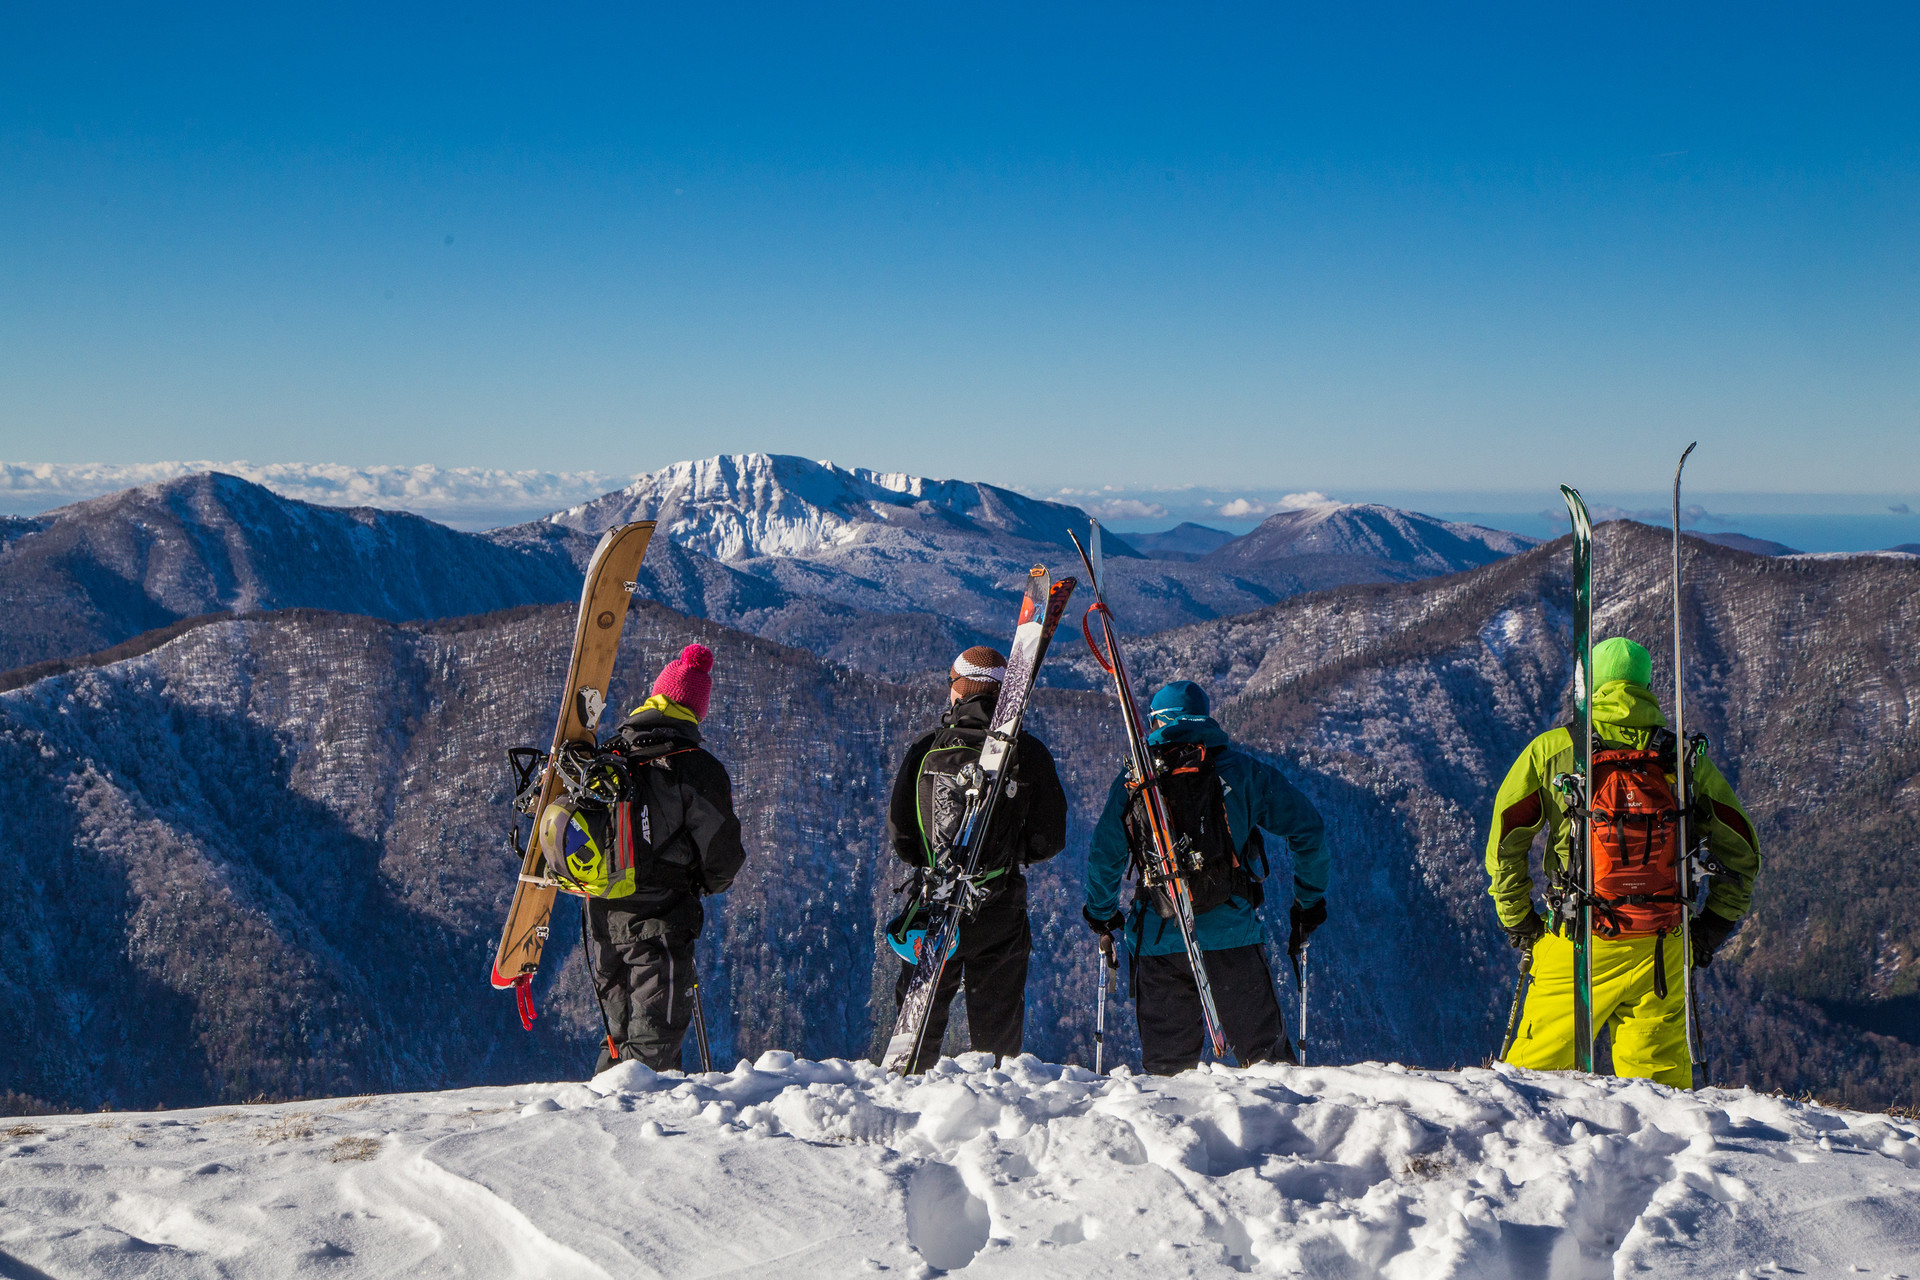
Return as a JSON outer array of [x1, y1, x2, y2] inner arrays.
[[1, 521, 1913, 1113]]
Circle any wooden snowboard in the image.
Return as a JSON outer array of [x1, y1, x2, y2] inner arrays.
[[491, 521, 656, 1003]]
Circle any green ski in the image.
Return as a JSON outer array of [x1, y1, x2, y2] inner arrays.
[[1558, 484, 1597, 1073]]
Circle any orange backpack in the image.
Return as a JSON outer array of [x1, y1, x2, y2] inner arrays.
[[1585, 733, 1689, 937]]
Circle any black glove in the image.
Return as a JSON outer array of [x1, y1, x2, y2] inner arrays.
[[1691, 910, 1738, 968], [1505, 909, 1547, 952], [1082, 905, 1124, 938], [1288, 900, 1327, 956]]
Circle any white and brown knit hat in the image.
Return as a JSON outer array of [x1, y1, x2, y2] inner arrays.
[[949, 646, 1008, 699]]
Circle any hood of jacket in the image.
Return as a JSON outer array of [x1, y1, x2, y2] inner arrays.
[[941, 690, 998, 733], [1590, 679, 1667, 732], [615, 704, 703, 757]]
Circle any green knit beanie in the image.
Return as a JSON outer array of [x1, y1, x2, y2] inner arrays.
[[1592, 637, 1652, 688]]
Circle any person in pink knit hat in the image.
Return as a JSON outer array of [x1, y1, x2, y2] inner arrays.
[[582, 641, 745, 1074]]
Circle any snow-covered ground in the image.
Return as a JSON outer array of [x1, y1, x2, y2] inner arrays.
[[3, 1054, 1916, 1278]]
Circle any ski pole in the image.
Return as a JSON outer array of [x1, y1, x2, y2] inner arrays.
[[1497, 947, 1534, 1062], [1094, 933, 1117, 1074], [1672, 442, 1709, 1088], [1297, 941, 1310, 1067], [689, 953, 713, 1074]]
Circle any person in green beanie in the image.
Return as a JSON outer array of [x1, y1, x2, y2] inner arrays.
[[1485, 636, 1760, 1088]]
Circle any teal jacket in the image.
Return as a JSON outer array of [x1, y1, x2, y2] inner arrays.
[[1084, 716, 1330, 957]]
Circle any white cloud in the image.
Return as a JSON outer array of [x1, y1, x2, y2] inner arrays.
[[1213, 491, 1337, 520], [0, 461, 635, 528], [1082, 498, 1167, 520]]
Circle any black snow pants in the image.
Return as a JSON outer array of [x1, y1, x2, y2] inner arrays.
[[586, 897, 702, 1074], [1134, 943, 1296, 1075], [891, 880, 1031, 1073]]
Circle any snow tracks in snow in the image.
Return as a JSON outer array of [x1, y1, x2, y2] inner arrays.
[[2, 1053, 1918, 1277]]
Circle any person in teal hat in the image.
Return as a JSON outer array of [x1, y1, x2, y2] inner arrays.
[[1486, 636, 1761, 1088], [1082, 680, 1331, 1073]]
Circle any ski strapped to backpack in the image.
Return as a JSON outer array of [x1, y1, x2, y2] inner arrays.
[[1552, 483, 1598, 1073], [881, 567, 1076, 1074], [1071, 519, 1232, 1063], [1123, 741, 1266, 918]]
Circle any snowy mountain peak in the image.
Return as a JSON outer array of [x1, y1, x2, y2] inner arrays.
[[546, 452, 1114, 560]]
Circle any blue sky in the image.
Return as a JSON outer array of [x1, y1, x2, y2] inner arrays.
[[2, 3, 1916, 500]]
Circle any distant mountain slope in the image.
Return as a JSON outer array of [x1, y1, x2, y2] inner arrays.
[[1699, 532, 1800, 555], [1123, 522, 1238, 561], [0, 473, 586, 672], [1199, 502, 1533, 588]]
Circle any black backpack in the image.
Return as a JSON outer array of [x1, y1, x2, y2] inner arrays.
[[913, 722, 1029, 874], [1124, 741, 1264, 917], [612, 732, 732, 894]]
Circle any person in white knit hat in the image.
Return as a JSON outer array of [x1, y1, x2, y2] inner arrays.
[[880, 645, 1068, 1072]]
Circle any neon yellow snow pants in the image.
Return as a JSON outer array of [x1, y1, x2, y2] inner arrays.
[[1503, 929, 1692, 1088]]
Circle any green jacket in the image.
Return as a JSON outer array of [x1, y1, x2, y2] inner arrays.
[[1485, 680, 1760, 928]]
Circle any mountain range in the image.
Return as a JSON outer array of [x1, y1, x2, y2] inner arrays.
[[0, 494, 1912, 1114], [1, 455, 1533, 681]]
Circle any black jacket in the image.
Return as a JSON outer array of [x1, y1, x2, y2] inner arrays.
[[606, 708, 746, 915], [886, 691, 1067, 883]]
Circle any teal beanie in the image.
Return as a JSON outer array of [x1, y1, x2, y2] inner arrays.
[[1148, 680, 1210, 725]]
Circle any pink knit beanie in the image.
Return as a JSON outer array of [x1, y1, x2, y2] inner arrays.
[[652, 643, 715, 720]]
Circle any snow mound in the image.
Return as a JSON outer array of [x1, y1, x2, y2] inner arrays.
[[3, 1054, 1915, 1277]]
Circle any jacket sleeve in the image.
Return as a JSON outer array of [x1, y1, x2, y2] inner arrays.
[[1017, 734, 1069, 864], [690, 752, 746, 896], [1245, 757, 1330, 911], [886, 733, 933, 867], [1485, 731, 1559, 928], [1083, 774, 1133, 918], [1694, 754, 1761, 921]]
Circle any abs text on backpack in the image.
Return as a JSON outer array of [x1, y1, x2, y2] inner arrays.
[[1584, 729, 1691, 937], [1125, 741, 1262, 916]]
